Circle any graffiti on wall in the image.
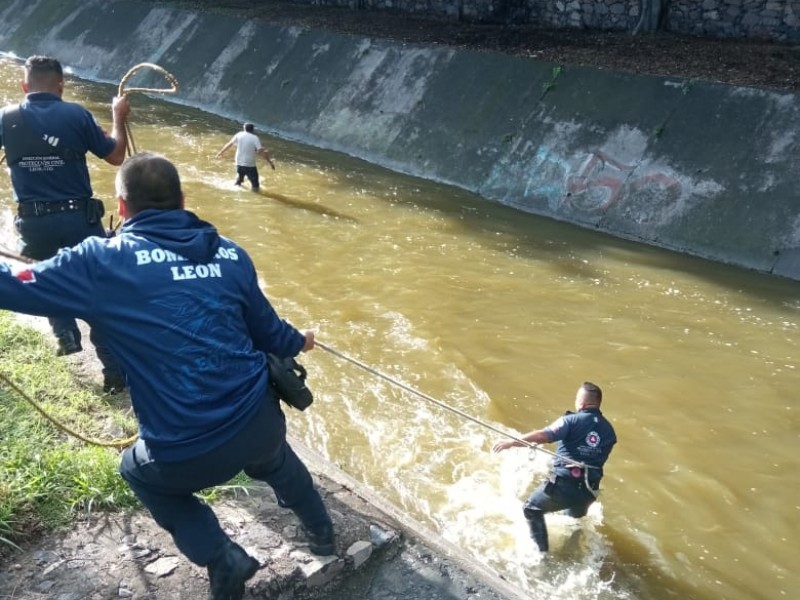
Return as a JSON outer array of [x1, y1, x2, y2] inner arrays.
[[521, 146, 683, 215]]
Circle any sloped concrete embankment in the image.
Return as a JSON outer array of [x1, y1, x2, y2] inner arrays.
[[0, 0, 797, 279]]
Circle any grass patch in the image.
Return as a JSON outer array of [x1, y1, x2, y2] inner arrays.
[[0, 312, 260, 561], [0, 312, 139, 556]]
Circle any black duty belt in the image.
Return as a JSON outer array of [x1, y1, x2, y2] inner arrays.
[[17, 198, 89, 218], [555, 475, 600, 491]]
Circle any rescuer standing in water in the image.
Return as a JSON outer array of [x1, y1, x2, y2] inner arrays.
[[492, 381, 616, 553]]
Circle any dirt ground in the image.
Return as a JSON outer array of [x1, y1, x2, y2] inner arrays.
[[0, 476, 393, 600], [156, 0, 800, 92]]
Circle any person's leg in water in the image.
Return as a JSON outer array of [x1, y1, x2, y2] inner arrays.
[[523, 482, 558, 552], [565, 498, 593, 519], [234, 165, 246, 186], [244, 166, 260, 191], [522, 477, 589, 553]]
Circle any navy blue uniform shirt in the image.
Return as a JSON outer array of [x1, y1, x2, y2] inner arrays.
[[0, 209, 306, 462], [0, 92, 114, 202], [544, 407, 616, 484]]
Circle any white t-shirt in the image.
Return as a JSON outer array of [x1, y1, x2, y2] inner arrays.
[[232, 131, 262, 167]]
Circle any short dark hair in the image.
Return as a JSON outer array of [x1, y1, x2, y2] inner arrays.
[[244, 123, 254, 133], [581, 381, 603, 403], [116, 152, 182, 215], [24, 55, 63, 87]]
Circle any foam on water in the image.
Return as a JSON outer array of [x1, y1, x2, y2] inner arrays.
[[425, 427, 630, 599], [300, 309, 633, 599]]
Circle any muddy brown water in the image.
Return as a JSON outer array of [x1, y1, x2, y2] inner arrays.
[[0, 58, 797, 600]]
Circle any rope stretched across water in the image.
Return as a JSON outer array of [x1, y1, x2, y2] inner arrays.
[[0, 327, 599, 472], [315, 340, 593, 471]]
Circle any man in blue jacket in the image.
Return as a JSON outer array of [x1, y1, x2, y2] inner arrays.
[[492, 381, 616, 553], [0, 152, 334, 600], [0, 55, 129, 392]]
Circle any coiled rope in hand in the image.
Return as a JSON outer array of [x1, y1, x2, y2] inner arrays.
[[118, 62, 179, 156], [0, 64, 180, 448]]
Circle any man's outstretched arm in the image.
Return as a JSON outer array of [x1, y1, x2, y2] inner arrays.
[[215, 138, 236, 158], [492, 428, 549, 453], [258, 147, 275, 170]]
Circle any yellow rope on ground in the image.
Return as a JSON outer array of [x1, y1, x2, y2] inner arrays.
[[118, 62, 179, 156], [0, 371, 137, 449], [0, 248, 137, 448]]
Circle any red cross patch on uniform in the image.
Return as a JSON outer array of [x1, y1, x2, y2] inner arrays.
[[15, 269, 36, 283]]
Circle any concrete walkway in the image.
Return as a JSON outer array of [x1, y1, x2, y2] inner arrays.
[[0, 455, 528, 599]]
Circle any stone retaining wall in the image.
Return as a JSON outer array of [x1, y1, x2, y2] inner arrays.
[[287, 0, 800, 41]]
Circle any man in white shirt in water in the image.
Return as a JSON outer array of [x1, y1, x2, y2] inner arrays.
[[215, 122, 275, 191]]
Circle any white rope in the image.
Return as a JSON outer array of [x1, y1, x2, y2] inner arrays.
[[316, 340, 595, 475]]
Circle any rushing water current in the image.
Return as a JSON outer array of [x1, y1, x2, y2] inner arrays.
[[0, 58, 797, 600]]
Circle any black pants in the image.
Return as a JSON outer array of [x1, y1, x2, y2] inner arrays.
[[522, 476, 598, 552], [235, 165, 260, 190], [119, 395, 332, 566], [14, 207, 123, 378]]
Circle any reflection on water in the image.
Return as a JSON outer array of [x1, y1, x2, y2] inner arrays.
[[0, 58, 797, 600]]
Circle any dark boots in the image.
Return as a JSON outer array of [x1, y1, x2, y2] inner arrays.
[[207, 540, 259, 600], [55, 330, 82, 356], [102, 372, 127, 394], [304, 521, 335, 556]]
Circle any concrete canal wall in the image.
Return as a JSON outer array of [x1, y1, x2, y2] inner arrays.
[[0, 0, 798, 280]]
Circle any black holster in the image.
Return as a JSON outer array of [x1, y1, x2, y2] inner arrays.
[[86, 198, 105, 225], [267, 354, 313, 411]]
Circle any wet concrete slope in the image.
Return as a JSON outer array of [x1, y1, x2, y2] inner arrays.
[[0, 0, 797, 279]]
